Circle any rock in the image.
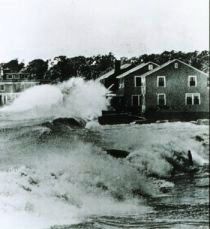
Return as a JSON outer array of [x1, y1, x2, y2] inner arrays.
[[41, 117, 86, 131], [195, 135, 204, 142], [52, 118, 85, 128], [105, 149, 130, 158], [164, 150, 199, 175]]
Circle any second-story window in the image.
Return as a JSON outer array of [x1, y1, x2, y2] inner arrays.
[[135, 76, 142, 87], [174, 62, 178, 68], [148, 64, 153, 70], [188, 75, 197, 87], [157, 76, 166, 87], [119, 79, 124, 88]]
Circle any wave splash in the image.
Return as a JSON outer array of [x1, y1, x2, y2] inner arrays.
[[0, 77, 109, 122]]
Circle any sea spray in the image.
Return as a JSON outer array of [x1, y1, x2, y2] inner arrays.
[[0, 77, 109, 122]]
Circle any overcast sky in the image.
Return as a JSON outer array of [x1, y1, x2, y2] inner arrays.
[[0, 0, 209, 62]]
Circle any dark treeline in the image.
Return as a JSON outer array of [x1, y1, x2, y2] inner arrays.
[[1, 50, 209, 82]]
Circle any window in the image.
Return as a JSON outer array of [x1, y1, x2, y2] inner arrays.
[[14, 74, 20, 79], [0, 85, 5, 91], [194, 95, 200, 105], [7, 74, 13, 79], [132, 95, 140, 106], [157, 76, 166, 87], [188, 76, 197, 87], [186, 95, 193, 105], [185, 93, 200, 105], [207, 77, 210, 87], [119, 79, 124, 88], [135, 76, 142, 87], [174, 63, 178, 68], [148, 64, 153, 70], [157, 93, 166, 106]]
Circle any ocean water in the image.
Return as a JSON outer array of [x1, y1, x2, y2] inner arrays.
[[0, 78, 209, 229]]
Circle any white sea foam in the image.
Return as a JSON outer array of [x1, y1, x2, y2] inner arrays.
[[0, 77, 109, 122], [0, 121, 208, 229]]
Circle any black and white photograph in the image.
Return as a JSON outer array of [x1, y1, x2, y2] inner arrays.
[[0, 0, 209, 228]]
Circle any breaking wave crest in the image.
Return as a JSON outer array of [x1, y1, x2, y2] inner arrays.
[[0, 77, 109, 122]]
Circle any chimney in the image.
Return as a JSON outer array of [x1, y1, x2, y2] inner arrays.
[[114, 59, 121, 74]]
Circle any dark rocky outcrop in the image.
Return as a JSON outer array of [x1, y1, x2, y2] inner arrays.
[[105, 149, 130, 158], [42, 117, 86, 130], [164, 150, 199, 174], [52, 118, 85, 127]]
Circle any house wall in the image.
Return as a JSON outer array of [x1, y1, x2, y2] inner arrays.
[[145, 61, 209, 113], [118, 63, 158, 108]]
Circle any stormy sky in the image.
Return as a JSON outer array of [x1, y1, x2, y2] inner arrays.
[[0, 0, 209, 62]]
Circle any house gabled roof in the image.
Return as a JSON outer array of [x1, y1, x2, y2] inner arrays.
[[116, 62, 159, 79], [97, 69, 114, 81], [97, 63, 132, 81], [140, 59, 208, 78]]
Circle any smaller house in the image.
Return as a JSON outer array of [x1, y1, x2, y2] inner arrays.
[[97, 60, 134, 92], [115, 59, 209, 119], [0, 67, 39, 106]]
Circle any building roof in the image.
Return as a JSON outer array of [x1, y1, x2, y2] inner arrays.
[[116, 62, 159, 79], [140, 59, 208, 78], [97, 63, 132, 81]]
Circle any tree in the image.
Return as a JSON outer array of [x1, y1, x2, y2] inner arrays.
[[26, 59, 48, 80], [3, 59, 24, 72]]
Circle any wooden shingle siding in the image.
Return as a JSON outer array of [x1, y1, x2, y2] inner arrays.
[[145, 60, 209, 113], [119, 63, 158, 108]]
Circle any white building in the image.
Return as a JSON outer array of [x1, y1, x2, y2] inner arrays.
[[0, 67, 38, 106]]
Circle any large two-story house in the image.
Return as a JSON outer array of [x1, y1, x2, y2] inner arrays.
[[115, 59, 209, 118], [0, 67, 38, 106]]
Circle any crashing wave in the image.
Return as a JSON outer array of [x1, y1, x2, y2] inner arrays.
[[0, 77, 109, 124]]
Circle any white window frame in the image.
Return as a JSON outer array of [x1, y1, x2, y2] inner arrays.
[[119, 79, 124, 89], [148, 64, 153, 70], [0, 84, 5, 91], [7, 74, 13, 79], [134, 76, 143, 87], [157, 76, 166, 87], [14, 74, 20, 79], [174, 62, 178, 69], [188, 75, 197, 87], [185, 93, 201, 105], [132, 95, 140, 106], [157, 93, 166, 106]]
